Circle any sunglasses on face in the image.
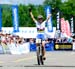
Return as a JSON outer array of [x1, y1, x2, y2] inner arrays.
[[38, 18, 43, 20]]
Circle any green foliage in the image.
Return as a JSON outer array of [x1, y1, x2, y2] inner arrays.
[[2, 5, 12, 27], [18, 4, 46, 27], [44, 0, 75, 26], [1, 0, 75, 27]]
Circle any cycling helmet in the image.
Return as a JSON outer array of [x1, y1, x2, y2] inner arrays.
[[37, 15, 43, 19]]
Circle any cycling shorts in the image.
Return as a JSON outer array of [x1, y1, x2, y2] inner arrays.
[[36, 33, 46, 43]]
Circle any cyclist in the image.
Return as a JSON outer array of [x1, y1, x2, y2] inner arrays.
[[29, 8, 51, 60]]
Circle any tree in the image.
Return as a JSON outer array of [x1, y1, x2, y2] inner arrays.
[[1, 0, 75, 27], [44, 0, 62, 27], [44, 0, 75, 26], [2, 5, 12, 27]]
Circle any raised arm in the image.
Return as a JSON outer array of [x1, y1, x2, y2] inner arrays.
[[29, 8, 36, 22], [30, 12, 36, 22]]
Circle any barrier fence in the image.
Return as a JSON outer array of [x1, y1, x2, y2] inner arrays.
[[0, 40, 74, 54], [0, 42, 30, 54], [0, 41, 55, 54], [54, 43, 72, 51]]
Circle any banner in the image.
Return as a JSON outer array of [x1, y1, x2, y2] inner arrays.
[[61, 18, 71, 37], [45, 6, 53, 32], [61, 18, 66, 33], [56, 11, 61, 38], [12, 5, 19, 32], [65, 20, 71, 37], [56, 11, 60, 30], [70, 17, 74, 36], [54, 43, 72, 50], [70, 17, 74, 33], [8, 42, 30, 54], [2, 27, 56, 38], [0, 7, 2, 31]]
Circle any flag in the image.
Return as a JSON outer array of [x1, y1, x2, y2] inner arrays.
[[65, 20, 71, 36], [56, 11, 60, 30], [61, 18, 66, 33], [61, 18, 71, 37], [45, 6, 53, 32], [12, 5, 19, 32]]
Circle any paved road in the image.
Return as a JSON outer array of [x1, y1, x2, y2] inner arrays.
[[0, 51, 75, 69]]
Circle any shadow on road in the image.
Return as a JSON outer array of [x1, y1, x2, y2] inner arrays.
[[23, 65, 75, 68]]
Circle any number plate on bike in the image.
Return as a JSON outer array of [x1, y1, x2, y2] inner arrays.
[[36, 39, 41, 43]]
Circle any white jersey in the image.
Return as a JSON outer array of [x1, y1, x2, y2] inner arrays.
[[34, 20, 46, 33]]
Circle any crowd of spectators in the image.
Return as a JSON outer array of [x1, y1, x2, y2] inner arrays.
[[0, 31, 28, 54], [0, 32, 26, 46], [0, 31, 74, 46], [0, 31, 75, 54]]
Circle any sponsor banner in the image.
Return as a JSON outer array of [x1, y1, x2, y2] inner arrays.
[[30, 43, 36, 51], [30, 42, 54, 51], [8, 42, 30, 54], [0, 7, 2, 31], [2, 27, 56, 38], [45, 42, 54, 51], [45, 6, 53, 32], [54, 43, 72, 50], [18, 42, 30, 54], [12, 5, 19, 32]]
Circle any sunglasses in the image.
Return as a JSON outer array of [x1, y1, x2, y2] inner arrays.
[[38, 18, 43, 20]]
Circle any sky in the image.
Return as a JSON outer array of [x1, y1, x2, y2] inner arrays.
[[0, 0, 68, 5], [0, 0, 45, 5]]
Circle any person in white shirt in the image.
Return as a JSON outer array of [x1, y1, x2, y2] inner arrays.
[[29, 8, 51, 60]]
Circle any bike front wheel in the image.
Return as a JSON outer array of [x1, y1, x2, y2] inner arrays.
[[37, 46, 44, 65]]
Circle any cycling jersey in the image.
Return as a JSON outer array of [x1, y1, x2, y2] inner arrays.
[[34, 20, 47, 40]]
